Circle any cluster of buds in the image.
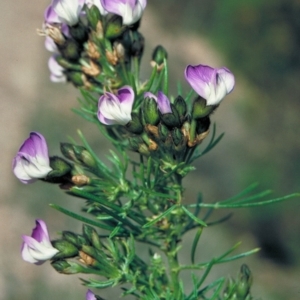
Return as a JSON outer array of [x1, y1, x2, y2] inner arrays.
[[223, 264, 253, 300], [40, 0, 147, 89], [96, 64, 235, 167]]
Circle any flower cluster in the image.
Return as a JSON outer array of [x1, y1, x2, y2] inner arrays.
[[40, 0, 147, 89]]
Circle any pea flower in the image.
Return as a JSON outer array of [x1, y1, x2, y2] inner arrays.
[[21, 219, 59, 265], [86, 289, 97, 300], [97, 86, 134, 125], [100, 0, 147, 25], [47, 0, 85, 26], [185, 64, 235, 106], [48, 55, 67, 83], [144, 91, 172, 114], [12, 132, 52, 184]]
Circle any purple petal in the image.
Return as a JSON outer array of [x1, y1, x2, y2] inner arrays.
[[44, 5, 60, 24], [185, 65, 215, 99], [117, 85, 134, 116], [31, 220, 51, 244], [86, 289, 97, 300], [144, 92, 157, 101], [48, 55, 66, 82], [157, 91, 172, 114], [19, 132, 49, 160]]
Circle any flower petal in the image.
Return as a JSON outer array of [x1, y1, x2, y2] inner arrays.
[[157, 91, 172, 114], [86, 290, 97, 300]]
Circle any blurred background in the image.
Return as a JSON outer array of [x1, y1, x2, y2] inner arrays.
[[1, 0, 300, 299]]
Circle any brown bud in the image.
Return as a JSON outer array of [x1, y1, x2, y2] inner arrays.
[[71, 175, 90, 186], [79, 251, 96, 266], [106, 49, 118, 66], [87, 40, 100, 60], [149, 139, 158, 151], [37, 25, 65, 45], [82, 59, 101, 77], [145, 124, 159, 138], [187, 130, 209, 147]]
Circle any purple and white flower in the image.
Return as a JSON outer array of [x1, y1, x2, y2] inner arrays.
[[86, 289, 97, 300], [12, 132, 52, 184], [144, 91, 172, 114], [100, 0, 147, 25], [48, 55, 67, 82], [97, 86, 134, 125], [21, 219, 59, 265], [46, 0, 85, 26], [185, 64, 235, 106]]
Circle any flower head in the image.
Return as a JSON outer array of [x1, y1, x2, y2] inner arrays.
[[100, 0, 147, 25], [144, 91, 172, 114], [86, 289, 97, 300], [12, 132, 52, 184], [97, 86, 134, 125], [185, 64, 235, 106], [21, 219, 59, 264]]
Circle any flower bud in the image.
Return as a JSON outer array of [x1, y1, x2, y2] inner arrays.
[[192, 96, 215, 119], [236, 264, 253, 298], [55, 56, 82, 71], [171, 128, 184, 147], [158, 123, 169, 142], [59, 39, 82, 61], [51, 260, 84, 274], [60, 143, 79, 162], [62, 231, 87, 247], [47, 156, 72, 179], [126, 112, 144, 134], [152, 45, 168, 65], [160, 105, 181, 128], [143, 97, 160, 125], [69, 22, 88, 43], [130, 31, 145, 58], [75, 147, 97, 168], [52, 240, 79, 259], [174, 95, 187, 118], [86, 5, 102, 31], [83, 225, 102, 250], [67, 71, 85, 86], [105, 15, 125, 39]]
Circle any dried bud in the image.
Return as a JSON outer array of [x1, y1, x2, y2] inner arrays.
[[106, 49, 118, 65], [81, 59, 101, 77], [72, 174, 90, 186], [79, 251, 96, 266], [86, 40, 100, 60]]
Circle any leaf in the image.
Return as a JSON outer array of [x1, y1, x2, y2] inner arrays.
[[50, 204, 114, 231], [191, 227, 203, 264], [181, 206, 207, 227]]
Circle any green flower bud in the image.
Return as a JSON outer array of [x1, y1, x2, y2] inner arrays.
[[171, 128, 184, 147], [130, 31, 145, 58], [74, 147, 97, 169], [51, 260, 84, 274], [62, 231, 86, 247], [47, 156, 72, 179], [86, 5, 102, 31], [192, 96, 215, 119], [236, 264, 253, 298], [60, 143, 79, 162], [152, 45, 168, 65], [67, 71, 85, 87], [59, 39, 81, 61], [143, 97, 160, 125], [160, 105, 181, 128], [158, 123, 169, 142], [105, 15, 125, 39], [174, 95, 187, 117], [83, 225, 102, 250], [126, 112, 144, 134], [69, 22, 88, 43], [52, 240, 79, 259]]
